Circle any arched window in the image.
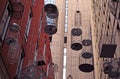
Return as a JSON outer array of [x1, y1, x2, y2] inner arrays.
[[54, 64, 58, 72], [67, 75, 73, 79]]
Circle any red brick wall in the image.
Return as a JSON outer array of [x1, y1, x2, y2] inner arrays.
[[1, 0, 54, 79], [0, 0, 7, 21], [1, 0, 32, 78]]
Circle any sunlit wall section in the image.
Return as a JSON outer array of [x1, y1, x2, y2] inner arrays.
[[66, 0, 95, 79], [91, 0, 120, 79], [46, 0, 66, 79]]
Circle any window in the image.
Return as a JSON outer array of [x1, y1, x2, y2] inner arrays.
[[63, 47, 67, 79], [117, 23, 120, 31], [111, 0, 118, 2], [0, 2, 11, 41], [54, 64, 58, 72], [7, 3, 13, 16], [21, 47, 25, 59], [49, 35, 52, 42], [0, 38, 2, 47], [67, 75, 73, 79], [64, 25, 68, 32], [109, 16, 111, 22], [25, 10, 32, 41], [107, 24, 109, 29], [103, 10, 105, 15], [104, 3, 106, 8], [64, 0, 68, 33], [64, 37, 67, 43], [16, 47, 25, 76], [118, 12, 120, 20]]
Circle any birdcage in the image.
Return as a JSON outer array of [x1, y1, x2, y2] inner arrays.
[[43, 3, 58, 35], [47, 63, 55, 78], [74, 10, 81, 27], [9, 23, 20, 33], [7, 39, 20, 64], [12, 1, 24, 19], [71, 28, 82, 51], [67, 75, 73, 79], [44, 4, 58, 19], [18, 64, 47, 79], [4, 23, 21, 64], [103, 58, 120, 78], [82, 39, 92, 46], [79, 49, 94, 73], [44, 16, 58, 35], [54, 64, 58, 72]]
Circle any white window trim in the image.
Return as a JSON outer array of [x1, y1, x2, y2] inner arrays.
[[1, 2, 11, 41], [24, 10, 32, 41], [63, 48, 67, 79]]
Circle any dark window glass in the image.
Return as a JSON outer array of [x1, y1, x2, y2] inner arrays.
[[107, 24, 109, 29], [64, 37, 67, 43], [7, 4, 13, 16], [109, 16, 111, 22], [118, 12, 120, 20], [49, 36, 52, 42], [117, 23, 120, 31], [21, 47, 25, 59]]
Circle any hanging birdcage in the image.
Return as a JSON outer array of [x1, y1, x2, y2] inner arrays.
[[82, 39, 92, 46], [103, 58, 120, 78], [12, 1, 24, 19], [44, 4, 58, 19], [79, 49, 94, 73], [43, 3, 58, 35], [103, 59, 113, 74], [4, 22, 21, 64], [54, 64, 58, 72], [74, 10, 81, 27], [71, 28, 82, 51], [47, 63, 55, 78], [7, 39, 20, 64], [9, 23, 20, 33], [67, 75, 73, 79], [82, 52, 93, 59], [44, 16, 58, 35], [5, 37, 16, 45], [18, 64, 47, 79]]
